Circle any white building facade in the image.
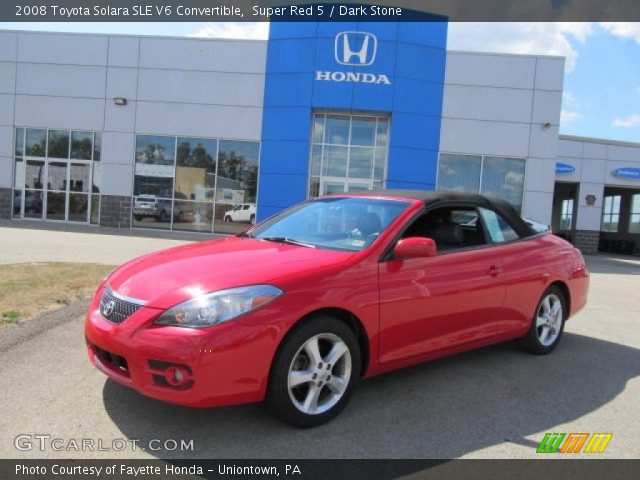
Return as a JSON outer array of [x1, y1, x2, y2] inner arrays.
[[0, 26, 638, 255]]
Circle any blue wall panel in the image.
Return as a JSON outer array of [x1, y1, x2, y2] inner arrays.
[[266, 38, 318, 73], [357, 22, 399, 41], [390, 113, 442, 151], [260, 141, 310, 175], [316, 22, 358, 38], [262, 73, 314, 107], [395, 43, 447, 82], [258, 173, 308, 209], [261, 107, 311, 142], [387, 147, 439, 185], [392, 78, 445, 116], [258, 20, 448, 221], [351, 81, 394, 111]]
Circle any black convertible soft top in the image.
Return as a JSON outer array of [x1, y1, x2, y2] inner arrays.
[[367, 189, 537, 238]]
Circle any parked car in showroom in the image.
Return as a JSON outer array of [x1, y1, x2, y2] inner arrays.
[[85, 191, 589, 427], [224, 203, 256, 224], [133, 195, 184, 223]]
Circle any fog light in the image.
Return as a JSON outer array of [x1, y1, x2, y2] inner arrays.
[[165, 366, 189, 386]]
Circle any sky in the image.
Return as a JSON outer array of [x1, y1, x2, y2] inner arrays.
[[0, 21, 639, 143]]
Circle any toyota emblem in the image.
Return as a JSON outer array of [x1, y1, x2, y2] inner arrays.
[[103, 300, 116, 317]]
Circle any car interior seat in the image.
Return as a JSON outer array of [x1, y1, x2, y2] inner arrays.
[[357, 212, 382, 237], [432, 222, 464, 250]]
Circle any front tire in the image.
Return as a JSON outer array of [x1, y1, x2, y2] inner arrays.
[[519, 286, 566, 354], [266, 316, 360, 428]]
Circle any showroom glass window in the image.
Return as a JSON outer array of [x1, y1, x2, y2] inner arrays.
[[133, 135, 177, 230], [214, 140, 260, 235], [560, 199, 574, 230], [630, 194, 640, 234], [13, 128, 101, 224], [601, 195, 621, 232], [437, 153, 526, 212], [132, 135, 259, 234], [308, 112, 389, 198]]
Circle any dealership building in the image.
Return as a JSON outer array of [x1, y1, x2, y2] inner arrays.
[[1, 22, 639, 255]]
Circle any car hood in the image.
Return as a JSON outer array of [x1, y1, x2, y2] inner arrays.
[[106, 237, 354, 310]]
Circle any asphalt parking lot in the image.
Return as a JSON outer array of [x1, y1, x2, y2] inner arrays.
[[0, 227, 639, 459]]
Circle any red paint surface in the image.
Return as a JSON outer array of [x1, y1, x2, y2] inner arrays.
[[86, 194, 588, 407]]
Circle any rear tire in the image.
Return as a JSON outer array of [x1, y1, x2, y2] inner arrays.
[[266, 315, 360, 428], [518, 285, 567, 355]]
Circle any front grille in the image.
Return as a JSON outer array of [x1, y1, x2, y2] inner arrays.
[[99, 288, 142, 324]]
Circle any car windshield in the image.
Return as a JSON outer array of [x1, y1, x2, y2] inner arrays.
[[247, 197, 411, 252]]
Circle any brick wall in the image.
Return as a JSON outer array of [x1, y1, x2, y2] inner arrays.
[[574, 230, 600, 256], [0, 188, 12, 219], [100, 195, 132, 228]]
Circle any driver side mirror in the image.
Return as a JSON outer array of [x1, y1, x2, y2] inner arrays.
[[393, 237, 437, 259]]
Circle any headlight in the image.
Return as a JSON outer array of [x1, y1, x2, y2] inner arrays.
[[154, 285, 283, 328]]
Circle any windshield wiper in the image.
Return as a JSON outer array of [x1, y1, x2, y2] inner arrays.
[[260, 237, 316, 248]]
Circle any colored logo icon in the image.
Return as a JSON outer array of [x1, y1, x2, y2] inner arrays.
[[536, 432, 613, 454]]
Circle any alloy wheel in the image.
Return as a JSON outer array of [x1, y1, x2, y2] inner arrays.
[[536, 293, 563, 347], [287, 333, 352, 415]]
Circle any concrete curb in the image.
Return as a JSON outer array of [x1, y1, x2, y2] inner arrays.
[[0, 299, 90, 353]]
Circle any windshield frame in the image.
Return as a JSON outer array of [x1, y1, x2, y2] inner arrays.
[[242, 196, 412, 252]]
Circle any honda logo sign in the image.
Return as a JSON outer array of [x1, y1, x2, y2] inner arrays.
[[315, 31, 391, 85], [335, 31, 377, 66]]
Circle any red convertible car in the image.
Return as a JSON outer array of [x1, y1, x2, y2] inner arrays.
[[85, 191, 589, 427]]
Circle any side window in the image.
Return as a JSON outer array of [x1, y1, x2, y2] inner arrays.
[[478, 207, 520, 243], [402, 206, 488, 251]]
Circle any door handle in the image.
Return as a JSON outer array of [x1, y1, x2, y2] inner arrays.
[[488, 265, 501, 277]]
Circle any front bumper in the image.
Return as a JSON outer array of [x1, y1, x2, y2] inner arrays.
[[133, 206, 158, 216], [84, 290, 280, 408]]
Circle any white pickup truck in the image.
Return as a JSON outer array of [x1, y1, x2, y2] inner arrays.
[[223, 203, 256, 224]]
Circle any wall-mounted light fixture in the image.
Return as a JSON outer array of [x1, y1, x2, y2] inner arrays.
[[113, 97, 127, 106]]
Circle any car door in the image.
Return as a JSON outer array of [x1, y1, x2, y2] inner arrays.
[[476, 207, 549, 336], [378, 206, 507, 365]]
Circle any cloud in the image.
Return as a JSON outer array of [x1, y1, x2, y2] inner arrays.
[[447, 23, 594, 72], [561, 110, 583, 124], [600, 23, 640, 44], [560, 91, 584, 124], [563, 91, 576, 105], [189, 22, 268, 40], [613, 114, 640, 128]]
